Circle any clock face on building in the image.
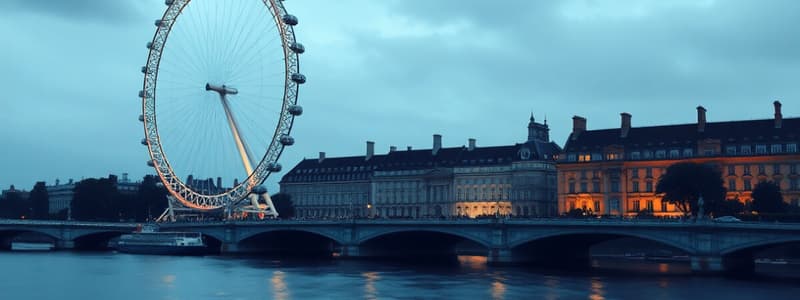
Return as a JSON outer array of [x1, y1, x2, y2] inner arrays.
[[519, 148, 531, 160]]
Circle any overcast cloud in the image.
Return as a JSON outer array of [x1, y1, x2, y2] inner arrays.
[[1, 0, 799, 192]]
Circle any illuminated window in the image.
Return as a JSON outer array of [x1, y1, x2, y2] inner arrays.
[[726, 146, 737, 155], [632, 200, 640, 211], [756, 145, 767, 154], [594, 201, 600, 212], [646, 200, 654, 211], [578, 154, 591, 162], [631, 152, 641, 160], [789, 144, 798, 153], [607, 153, 620, 160], [661, 201, 668, 212], [772, 144, 783, 153], [741, 145, 752, 155]]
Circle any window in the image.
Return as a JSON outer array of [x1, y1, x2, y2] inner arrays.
[[773, 164, 782, 175], [669, 150, 680, 159], [656, 150, 666, 159], [756, 145, 767, 154], [726, 146, 737, 155], [632, 181, 640, 192], [661, 201, 668, 212], [580, 182, 588, 193], [683, 148, 693, 157], [728, 165, 736, 175], [744, 165, 752, 175], [728, 179, 737, 191], [593, 182, 601, 193], [593, 201, 600, 212], [569, 181, 576, 194], [646, 181, 654, 193], [792, 164, 798, 174], [607, 153, 620, 160], [578, 154, 591, 162], [744, 180, 752, 191], [632, 200, 640, 212], [741, 145, 752, 155], [568, 154, 577, 162], [646, 167, 653, 177], [703, 148, 715, 156], [631, 151, 641, 160], [631, 168, 639, 178], [581, 170, 588, 179], [611, 180, 620, 192], [643, 151, 653, 159], [789, 144, 798, 153], [758, 164, 766, 175], [646, 200, 654, 211], [610, 199, 620, 212], [772, 144, 782, 153], [591, 153, 603, 161]]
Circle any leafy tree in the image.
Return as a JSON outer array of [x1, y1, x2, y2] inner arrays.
[[0, 191, 30, 219], [656, 162, 726, 218], [71, 177, 120, 221], [29, 181, 49, 219], [270, 193, 295, 219], [135, 175, 168, 221], [751, 181, 786, 214]]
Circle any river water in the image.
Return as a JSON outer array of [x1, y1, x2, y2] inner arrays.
[[1, 252, 799, 300]]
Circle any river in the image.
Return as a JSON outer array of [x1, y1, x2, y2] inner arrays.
[[1, 252, 799, 300]]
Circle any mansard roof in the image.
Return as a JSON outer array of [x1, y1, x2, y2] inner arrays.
[[280, 139, 562, 183], [563, 117, 800, 152]]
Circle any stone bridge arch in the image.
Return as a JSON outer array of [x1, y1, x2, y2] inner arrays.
[[720, 236, 800, 257], [508, 229, 697, 254], [356, 227, 492, 248], [234, 227, 347, 256]]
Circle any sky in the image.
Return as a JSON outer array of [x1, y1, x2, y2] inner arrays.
[[1, 0, 799, 192]]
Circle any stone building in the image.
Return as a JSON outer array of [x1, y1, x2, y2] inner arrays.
[[558, 101, 800, 217], [280, 117, 561, 218]]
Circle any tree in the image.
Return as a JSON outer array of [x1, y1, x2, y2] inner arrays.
[[135, 175, 168, 221], [751, 181, 785, 214], [29, 181, 49, 219], [270, 193, 295, 219], [656, 162, 726, 218], [0, 191, 30, 219], [71, 177, 120, 221]]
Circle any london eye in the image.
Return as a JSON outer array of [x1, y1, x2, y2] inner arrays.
[[139, 0, 305, 219]]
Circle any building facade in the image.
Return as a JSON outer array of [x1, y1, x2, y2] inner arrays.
[[558, 101, 800, 217], [280, 117, 561, 218]]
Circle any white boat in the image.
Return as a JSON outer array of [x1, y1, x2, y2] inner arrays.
[[11, 242, 55, 251], [115, 224, 208, 255]]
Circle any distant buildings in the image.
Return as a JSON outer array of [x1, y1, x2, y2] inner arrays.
[[45, 173, 141, 216], [558, 101, 799, 217], [280, 117, 562, 218], [1, 185, 30, 200]]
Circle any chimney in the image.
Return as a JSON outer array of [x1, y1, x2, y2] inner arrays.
[[432, 134, 442, 155], [366, 141, 375, 160], [774, 100, 783, 129], [407, 146, 412, 151], [319, 152, 326, 163], [697, 106, 706, 133], [468, 138, 476, 151], [389, 146, 397, 153], [620, 112, 631, 138], [571, 116, 587, 140]]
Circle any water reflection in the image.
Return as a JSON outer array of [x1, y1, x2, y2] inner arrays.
[[271, 270, 289, 300], [490, 272, 507, 300], [458, 255, 488, 272], [589, 277, 605, 300], [658, 263, 670, 273], [543, 276, 561, 300], [363, 271, 380, 300]]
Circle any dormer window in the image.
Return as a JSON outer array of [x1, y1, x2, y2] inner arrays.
[[789, 144, 798, 153], [771, 144, 783, 154], [630, 151, 641, 160], [741, 145, 752, 155], [756, 145, 767, 154]]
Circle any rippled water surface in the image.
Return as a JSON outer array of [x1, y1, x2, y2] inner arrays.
[[1, 252, 799, 300]]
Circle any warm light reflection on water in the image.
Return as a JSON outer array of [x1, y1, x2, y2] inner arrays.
[[543, 276, 561, 300], [589, 277, 606, 300], [161, 274, 176, 287], [458, 255, 488, 271], [490, 272, 507, 300], [658, 263, 670, 273], [363, 271, 380, 300], [271, 270, 288, 300]]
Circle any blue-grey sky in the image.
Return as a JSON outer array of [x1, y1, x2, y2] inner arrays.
[[1, 0, 799, 192]]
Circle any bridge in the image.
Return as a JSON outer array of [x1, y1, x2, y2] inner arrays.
[[2, 218, 800, 274]]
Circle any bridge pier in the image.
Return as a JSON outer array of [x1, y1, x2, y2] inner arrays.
[[487, 248, 514, 265], [690, 256, 724, 274], [55, 240, 75, 250]]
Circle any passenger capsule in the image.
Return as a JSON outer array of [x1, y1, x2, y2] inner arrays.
[[165, 0, 174, 5], [280, 135, 295, 146], [252, 185, 268, 194], [146, 41, 154, 49], [289, 42, 305, 54], [290, 73, 306, 84], [267, 162, 283, 172], [146, 160, 155, 167], [141, 138, 148, 146], [138, 114, 145, 122], [139, 90, 150, 98], [154, 19, 164, 27], [140, 66, 150, 74], [282, 14, 299, 26], [288, 105, 303, 116]]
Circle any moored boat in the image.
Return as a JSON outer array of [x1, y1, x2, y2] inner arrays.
[[11, 242, 54, 251], [115, 224, 207, 255]]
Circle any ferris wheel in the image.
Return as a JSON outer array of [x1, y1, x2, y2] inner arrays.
[[139, 0, 305, 219]]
